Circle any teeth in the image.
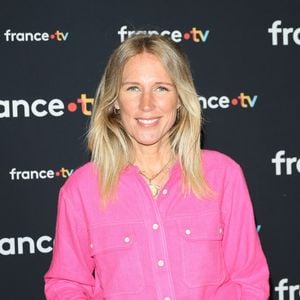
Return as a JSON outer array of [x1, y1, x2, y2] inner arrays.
[[137, 118, 158, 124]]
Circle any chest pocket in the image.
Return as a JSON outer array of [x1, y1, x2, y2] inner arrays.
[[89, 223, 145, 297], [176, 212, 226, 288]]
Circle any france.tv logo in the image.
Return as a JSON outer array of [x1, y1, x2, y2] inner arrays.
[[9, 167, 74, 180], [268, 20, 300, 46], [117, 25, 210, 44], [199, 92, 258, 109], [3, 29, 69, 42], [0, 94, 94, 118]]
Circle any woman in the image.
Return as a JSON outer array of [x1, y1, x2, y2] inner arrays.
[[44, 34, 269, 299]]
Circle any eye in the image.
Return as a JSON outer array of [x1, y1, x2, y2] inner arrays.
[[126, 86, 140, 92], [156, 86, 169, 92]]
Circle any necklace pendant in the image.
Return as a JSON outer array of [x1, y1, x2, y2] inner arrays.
[[149, 182, 160, 197]]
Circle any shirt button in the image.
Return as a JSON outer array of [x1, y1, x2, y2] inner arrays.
[[157, 259, 165, 267], [162, 189, 168, 195], [185, 229, 191, 235], [152, 223, 159, 230], [164, 297, 171, 300], [124, 236, 130, 243], [90, 243, 93, 249]]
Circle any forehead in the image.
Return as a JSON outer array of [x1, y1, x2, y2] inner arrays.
[[122, 52, 171, 80]]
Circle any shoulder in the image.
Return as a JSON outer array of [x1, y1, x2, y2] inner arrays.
[[56, 162, 100, 212], [201, 149, 245, 190], [60, 162, 98, 196], [201, 149, 241, 171], [201, 150, 250, 215]]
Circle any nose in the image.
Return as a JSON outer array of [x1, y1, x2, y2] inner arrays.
[[139, 90, 155, 112]]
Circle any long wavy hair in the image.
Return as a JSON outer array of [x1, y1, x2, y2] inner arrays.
[[88, 34, 209, 203]]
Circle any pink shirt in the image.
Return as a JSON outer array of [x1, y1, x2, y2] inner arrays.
[[44, 150, 269, 299]]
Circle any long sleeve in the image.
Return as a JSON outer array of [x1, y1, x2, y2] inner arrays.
[[220, 163, 270, 299], [44, 188, 102, 299]]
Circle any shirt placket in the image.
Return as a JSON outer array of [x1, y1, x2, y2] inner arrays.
[[137, 175, 176, 300]]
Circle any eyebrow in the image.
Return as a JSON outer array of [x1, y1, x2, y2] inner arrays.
[[121, 81, 175, 86]]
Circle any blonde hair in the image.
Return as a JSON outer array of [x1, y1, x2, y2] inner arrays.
[[88, 34, 209, 203]]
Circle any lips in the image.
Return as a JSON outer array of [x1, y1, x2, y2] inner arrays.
[[136, 118, 159, 126]]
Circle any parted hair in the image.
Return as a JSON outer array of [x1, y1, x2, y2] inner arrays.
[[88, 34, 209, 203]]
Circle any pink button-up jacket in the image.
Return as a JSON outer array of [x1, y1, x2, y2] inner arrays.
[[44, 150, 269, 299]]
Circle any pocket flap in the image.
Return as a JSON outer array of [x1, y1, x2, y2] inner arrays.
[[177, 212, 224, 241], [89, 223, 134, 255]]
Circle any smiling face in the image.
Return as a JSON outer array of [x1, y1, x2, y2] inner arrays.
[[115, 52, 179, 151]]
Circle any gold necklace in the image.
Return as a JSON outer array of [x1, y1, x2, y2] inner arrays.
[[139, 157, 172, 197]]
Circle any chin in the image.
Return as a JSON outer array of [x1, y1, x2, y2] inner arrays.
[[136, 140, 160, 146], [131, 132, 168, 147], [133, 136, 163, 146]]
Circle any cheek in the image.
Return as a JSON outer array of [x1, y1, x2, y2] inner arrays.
[[120, 106, 135, 119], [167, 110, 178, 126], [117, 94, 137, 113], [118, 107, 136, 131], [160, 99, 178, 119], [117, 100, 135, 119]]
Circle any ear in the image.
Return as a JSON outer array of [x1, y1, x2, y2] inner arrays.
[[114, 101, 120, 110]]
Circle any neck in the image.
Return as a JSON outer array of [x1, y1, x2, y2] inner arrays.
[[132, 140, 174, 175]]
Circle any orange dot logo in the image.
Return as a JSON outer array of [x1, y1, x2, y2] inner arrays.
[[67, 102, 77, 112], [183, 32, 190, 40], [231, 98, 238, 106]]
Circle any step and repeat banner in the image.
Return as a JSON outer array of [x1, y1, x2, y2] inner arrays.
[[1, 1, 299, 299]]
